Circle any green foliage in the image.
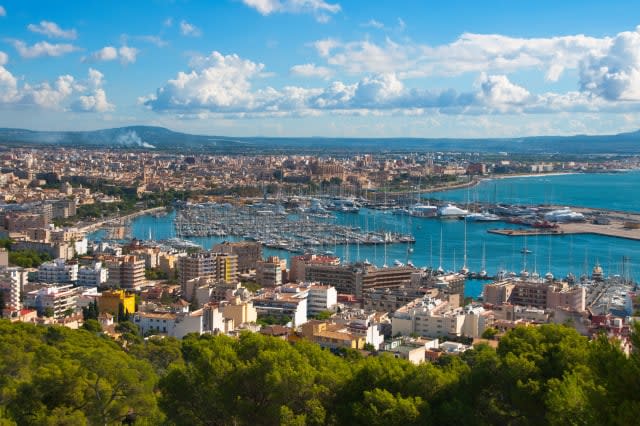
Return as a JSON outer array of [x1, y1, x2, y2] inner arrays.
[[145, 268, 168, 280], [0, 321, 161, 424], [82, 319, 102, 333], [1, 321, 640, 425], [256, 315, 291, 326], [82, 300, 99, 321], [313, 310, 333, 320], [0, 237, 12, 249], [8, 249, 52, 268], [481, 327, 498, 339]]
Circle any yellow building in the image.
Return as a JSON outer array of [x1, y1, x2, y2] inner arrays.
[[300, 320, 366, 350], [98, 289, 136, 316]]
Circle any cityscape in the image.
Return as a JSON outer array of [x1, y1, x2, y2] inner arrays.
[[1, 1, 640, 425]]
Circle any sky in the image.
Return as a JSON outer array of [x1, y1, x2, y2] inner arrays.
[[2, 0, 640, 138]]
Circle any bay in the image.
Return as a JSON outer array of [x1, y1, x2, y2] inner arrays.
[[99, 171, 640, 299]]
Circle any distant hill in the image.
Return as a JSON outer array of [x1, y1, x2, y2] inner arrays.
[[0, 126, 639, 154]]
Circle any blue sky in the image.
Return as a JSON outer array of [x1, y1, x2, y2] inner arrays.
[[2, 0, 640, 138]]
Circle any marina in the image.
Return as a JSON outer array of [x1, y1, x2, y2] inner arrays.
[[173, 202, 415, 254]]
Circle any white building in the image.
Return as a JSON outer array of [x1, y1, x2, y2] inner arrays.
[[306, 284, 338, 316], [346, 318, 385, 350], [77, 262, 108, 287], [38, 259, 78, 283], [24, 284, 79, 318], [133, 304, 228, 339], [392, 297, 493, 339], [0, 267, 25, 312], [253, 285, 308, 326]]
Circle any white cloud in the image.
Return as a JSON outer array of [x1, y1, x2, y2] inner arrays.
[[313, 31, 611, 80], [580, 27, 640, 101], [83, 46, 138, 64], [136, 35, 168, 47], [0, 64, 114, 112], [0, 51, 7, 66], [10, 40, 80, 59], [163, 17, 173, 27], [143, 51, 268, 112], [71, 88, 114, 112], [477, 73, 532, 107], [362, 19, 384, 29], [0, 6, 5, 17], [180, 20, 202, 37], [242, 0, 341, 22], [290, 63, 333, 79], [118, 46, 139, 64], [27, 21, 77, 39]]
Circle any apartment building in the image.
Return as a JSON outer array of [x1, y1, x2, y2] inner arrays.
[[105, 255, 146, 289], [38, 259, 78, 283], [24, 284, 79, 318], [77, 262, 108, 287], [178, 252, 238, 292], [255, 256, 285, 287], [212, 241, 262, 272]]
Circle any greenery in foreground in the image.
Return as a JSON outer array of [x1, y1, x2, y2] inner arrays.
[[0, 321, 639, 425]]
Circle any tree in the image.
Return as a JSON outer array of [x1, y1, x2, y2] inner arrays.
[[44, 307, 54, 318], [82, 319, 102, 333], [481, 327, 498, 340], [352, 389, 424, 426]]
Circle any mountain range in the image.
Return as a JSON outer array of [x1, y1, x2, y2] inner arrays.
[[0, 126, 639, 154]]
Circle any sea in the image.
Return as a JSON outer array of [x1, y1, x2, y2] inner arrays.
[[91, 170, 640, 298]]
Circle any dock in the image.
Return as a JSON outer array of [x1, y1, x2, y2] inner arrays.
[[488, 220, 640, 241]]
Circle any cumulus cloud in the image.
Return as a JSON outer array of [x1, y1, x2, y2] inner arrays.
[[27, 21, 77, 39], [10, 40, 80, 58], [290, 63, 333, 79], [580, 27, 640, 101], [0, 51, 7, 65], [313, 31, 610, 80], [0, 63, 114, 111], [242, 0, 341, 22], [0, 6, 5, 17], [143, 51, 268, 112], [83, 46, 139, 64], [477, 73, 532, 107], [180, 20, 201, 37]]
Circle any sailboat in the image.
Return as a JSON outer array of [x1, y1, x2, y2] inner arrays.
[[520, 235, 532, 254], [544, 237, 554, 281], [459, 220, 469, 274], [437, 226, 444, 274], [479, 242, 487, 278]]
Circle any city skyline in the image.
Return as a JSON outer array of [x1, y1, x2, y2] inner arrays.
[[2, 0, 640, 138]]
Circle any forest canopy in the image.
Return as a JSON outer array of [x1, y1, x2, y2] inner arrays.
[[0, 320, 639, 425]]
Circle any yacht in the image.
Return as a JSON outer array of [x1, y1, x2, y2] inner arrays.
[[465, 212, 500, 222], [408, 203, 438, 218], [437, 204, 469, 218]]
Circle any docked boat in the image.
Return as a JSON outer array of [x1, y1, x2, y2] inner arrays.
[[544, 207, 585, 222], [437, 204, 469, 218], [408, 203, 438, 218], [465, 212, 500, 222]]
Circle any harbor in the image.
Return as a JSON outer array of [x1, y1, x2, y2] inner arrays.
[[173, 202, 415, 254]]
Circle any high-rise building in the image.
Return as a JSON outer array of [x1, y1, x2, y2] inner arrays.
[[212, 241, 262, 272], [105, 255, 146, 289], [255, 256, 285, 287], [178, 252, 238, 295]]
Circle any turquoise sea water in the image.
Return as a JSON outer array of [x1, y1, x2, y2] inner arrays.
[[430, 170, 640, 212], [97, 171, 640, 298]]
